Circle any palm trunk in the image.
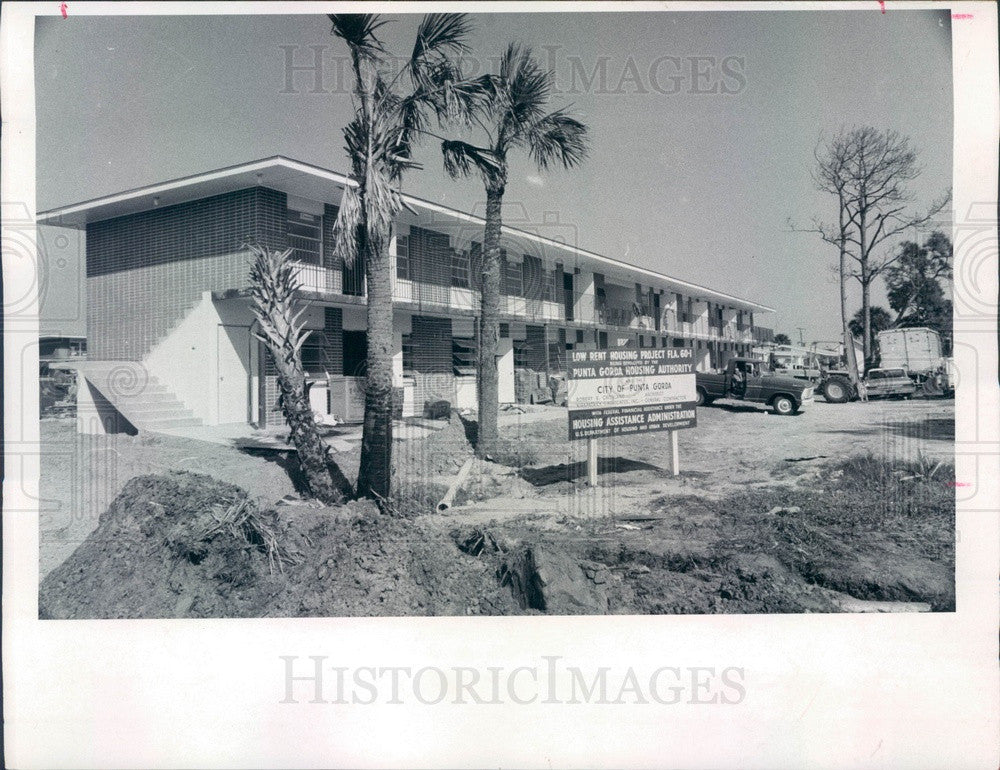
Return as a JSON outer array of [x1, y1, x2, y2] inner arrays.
[[476, 184, 504, 458], [271, 354, 350, 505], [355, 230, 394, 503]]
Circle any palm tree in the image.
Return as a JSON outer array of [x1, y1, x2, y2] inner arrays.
[[328, 13, 478, 504], [248, 243, 352, 504], [439, 44, 589, 458]]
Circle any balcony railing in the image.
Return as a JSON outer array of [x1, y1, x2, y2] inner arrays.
[[291, 262, 343, 294], [287, 267, 757, 340]]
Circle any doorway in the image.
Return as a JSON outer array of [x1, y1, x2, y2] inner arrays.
[[217, 324, 251, 424]]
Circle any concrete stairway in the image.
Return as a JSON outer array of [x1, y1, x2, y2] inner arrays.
[[72, 360, 203, 433]]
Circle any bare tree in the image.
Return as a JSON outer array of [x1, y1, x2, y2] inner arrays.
[[803, 127, 950, 370], [248, 243, 352, 505], [803, 130, 863, 391]]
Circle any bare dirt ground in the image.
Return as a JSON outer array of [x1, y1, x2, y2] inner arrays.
[[39, 396, 955, 616]]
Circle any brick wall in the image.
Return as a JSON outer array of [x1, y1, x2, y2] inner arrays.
[[524, 324, 548, 371], [86, 187, 288, 360], [322, 307, 344, 374], [409, 226, 451, 306], [410, 315, 453, 410]]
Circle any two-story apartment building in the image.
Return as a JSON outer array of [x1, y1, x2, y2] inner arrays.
[[37, 157, 773, 434]]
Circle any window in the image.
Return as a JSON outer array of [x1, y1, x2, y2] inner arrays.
[[682, 297, 694, 324], [545, 270, 560, 302], [287, 210, 322, 265], [401, 334, 414, 375], [342, 330, 367, 376], [575, 330, 585, 343], [451, 248, 470, 288], [513, 339, 528, 368], [452, 338, 476, 375], [505, 257, 523, 296], [300, 331, 326, 374], [396, 235, 410, 280], [499, 323, 510, 339]]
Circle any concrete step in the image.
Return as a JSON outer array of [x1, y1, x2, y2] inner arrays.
[[143, 416, 204, 429], [119, 406, 195, 420], [78, 361, 206, 434], [116, 398, 189, 411]]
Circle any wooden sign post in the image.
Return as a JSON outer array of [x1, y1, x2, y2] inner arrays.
[[566, 342, 697, 486], [587, 436, 599, 486]]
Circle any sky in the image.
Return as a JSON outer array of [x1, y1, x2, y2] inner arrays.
[[34, 8, 953, 341]]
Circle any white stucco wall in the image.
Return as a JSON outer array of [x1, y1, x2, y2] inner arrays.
[[143, 293, 326, 426]]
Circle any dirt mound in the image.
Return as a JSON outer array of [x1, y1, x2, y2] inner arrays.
[[39, 472, 521, 619]]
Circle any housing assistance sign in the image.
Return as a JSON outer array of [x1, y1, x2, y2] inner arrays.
[[567, 345, 697, 440]]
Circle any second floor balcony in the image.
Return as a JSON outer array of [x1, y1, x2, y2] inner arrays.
[[285, 261, 757, 342]]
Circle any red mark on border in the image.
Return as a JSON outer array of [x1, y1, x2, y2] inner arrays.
[[952, 13, 974, 19], [878, 0, 885, 13], [60, 2, 67, 17], [946, 481, 971, 488]]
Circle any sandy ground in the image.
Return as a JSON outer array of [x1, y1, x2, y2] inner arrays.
[[422, 396, 954, 521], [39, 396, 954, 582]]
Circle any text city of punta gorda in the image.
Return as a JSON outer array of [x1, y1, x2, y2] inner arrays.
[[567, 346, 697, 439]]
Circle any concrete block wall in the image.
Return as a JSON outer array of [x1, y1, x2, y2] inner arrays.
[[86, 187, 288, 361], [410, 315, 454, 412]]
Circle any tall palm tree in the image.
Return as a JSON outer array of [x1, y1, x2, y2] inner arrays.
[[439, 45, 589, 458], [328, 13, 478, 503]]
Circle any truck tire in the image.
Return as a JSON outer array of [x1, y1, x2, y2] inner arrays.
[[772, 395, 796, 415], [821, 377, 851, 403], [696, 388, 714, 406]]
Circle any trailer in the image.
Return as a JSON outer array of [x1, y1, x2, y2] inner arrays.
[[876, 327, 954, 397]]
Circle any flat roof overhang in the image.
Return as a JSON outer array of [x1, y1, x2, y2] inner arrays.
[[38, 156, 774, 314]]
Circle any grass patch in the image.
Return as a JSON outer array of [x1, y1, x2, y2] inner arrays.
[[702, 454, 955, 608]]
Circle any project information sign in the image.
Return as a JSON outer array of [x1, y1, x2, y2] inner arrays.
[[567, 345, 697, 440]]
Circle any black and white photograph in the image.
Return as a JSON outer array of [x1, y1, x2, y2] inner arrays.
[[3, 1, 998, 768], [33, 6, 959, 619]]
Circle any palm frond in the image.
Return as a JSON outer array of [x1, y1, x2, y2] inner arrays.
[[328, 14, 390, 59], [441, 140, 502, 180], [247, 243, 309, 359], [523, 109, 589, 170], [332, 186, 364, 268], [496, 43, 551, 136], [414, 58, 486, 127], [411, 13, 471, 64]]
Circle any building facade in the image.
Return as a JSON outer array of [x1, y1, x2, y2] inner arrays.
[[38, 157, 773, 433]]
